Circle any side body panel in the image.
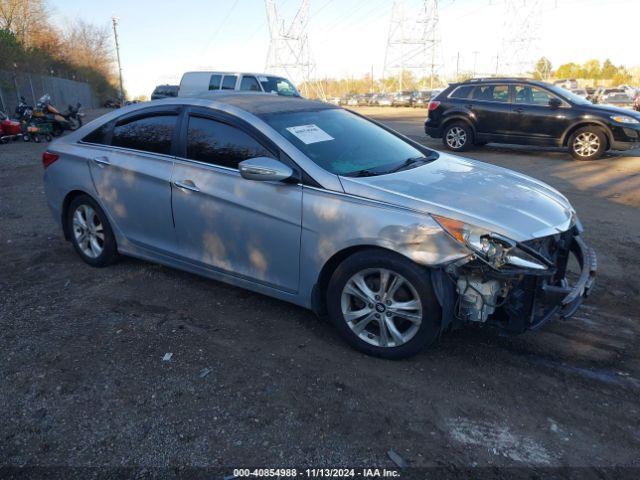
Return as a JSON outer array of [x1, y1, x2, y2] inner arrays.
[[171, 160, 303, 292], [88, 146, 177, 254], [298, 186, 470, 306]]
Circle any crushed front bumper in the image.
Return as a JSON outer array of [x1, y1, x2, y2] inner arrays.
[[532, 234, 597, 329], [443, 227, 597, 334]]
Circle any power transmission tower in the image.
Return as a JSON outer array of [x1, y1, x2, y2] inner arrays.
[[383, 0, 441, 92], [265, 0, 325, 99], [498, 0, 543, 76]]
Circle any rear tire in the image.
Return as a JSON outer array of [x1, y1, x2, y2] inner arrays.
[[327, 249, 441, 359], [569, 126, 606, 160], [442, 122, 473, 152], [66, 195, 119, 267]]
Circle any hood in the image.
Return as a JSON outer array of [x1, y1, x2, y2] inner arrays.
[[339, 153, 575, 242], [586, 103, 640, 117]]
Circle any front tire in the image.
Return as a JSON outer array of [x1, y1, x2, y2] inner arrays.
[[327, 249, 441, 359], [569, 127, 606, 160], [66, 195, 119, 267], [442, 122, 473, 152]]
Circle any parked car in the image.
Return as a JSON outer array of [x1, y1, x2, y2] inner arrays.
[[178, 71, 300, 97], [103, 99, 121, 108], [553, 78, 578, 90], [392, 91, 413, 107], [424, 78, 640, 160], [634, 93, 640, 112], [42, 92, 596, 359], [357, 93, 374, 106], [411, 91, 432, 107], [593, 88, 625, 104], [151, 84, 178, 100], [601, 91, 634, 109], [571, 88, 588, 98], [376, 94, 394, 107]]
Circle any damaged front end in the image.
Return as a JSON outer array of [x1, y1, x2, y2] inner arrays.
[[433, 216, 597, 334]]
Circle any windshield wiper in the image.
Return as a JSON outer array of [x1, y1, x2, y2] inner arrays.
[[386, 155, 433, 174], [343, 168, 383, 178]]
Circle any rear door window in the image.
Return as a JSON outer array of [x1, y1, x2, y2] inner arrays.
[[209, 74, 221, 90], [240, 76, 261, 91], [186, 116, 271, 169], [471, 84, 509, 102], [221, 75, 237, 90], [111, 114, 177, 155]]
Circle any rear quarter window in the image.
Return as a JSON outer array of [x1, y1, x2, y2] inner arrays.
[[82, 122, 111, 145], [449, 85, 473, 99]]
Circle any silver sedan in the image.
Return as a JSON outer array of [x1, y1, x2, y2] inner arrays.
[[42, 92, 596, 358]]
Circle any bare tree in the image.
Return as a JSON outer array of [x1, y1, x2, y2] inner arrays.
[[0, 0, 50, 48], [61, 18, 115, 78]]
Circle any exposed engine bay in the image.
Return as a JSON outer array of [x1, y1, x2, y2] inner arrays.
[[435, 222, 597, 334]]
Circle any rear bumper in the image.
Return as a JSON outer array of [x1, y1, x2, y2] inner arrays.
[[424, 122, 441, 138]]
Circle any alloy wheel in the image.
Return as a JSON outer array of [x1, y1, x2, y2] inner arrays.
[[72, 204, 105, 258], [340, 268, 423, 348], [446, 126, 467, 149], [573, 132, 600, 157]]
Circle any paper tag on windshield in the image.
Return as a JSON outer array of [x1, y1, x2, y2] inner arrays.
[[286, 124, 334, 144]]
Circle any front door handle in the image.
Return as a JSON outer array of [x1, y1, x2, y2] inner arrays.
[[174, 179, 200, 192], [92, 156, 110, 167], [514, 107, 525, 113]]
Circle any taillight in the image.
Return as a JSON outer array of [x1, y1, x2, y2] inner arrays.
[[427, 100, 441, 111], [42, 151, 59, 169]]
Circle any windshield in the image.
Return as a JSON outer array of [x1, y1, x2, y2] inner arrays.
[[259, 76, 300, 97], [262, 108, 434, 176], [547, 84, 592, 105]]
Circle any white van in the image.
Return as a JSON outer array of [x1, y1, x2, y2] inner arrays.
[[178, 71, 300, 97]]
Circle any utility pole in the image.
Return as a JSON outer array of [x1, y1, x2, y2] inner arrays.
[[111, 17, 125, 104], [472, 50, 479, 77]]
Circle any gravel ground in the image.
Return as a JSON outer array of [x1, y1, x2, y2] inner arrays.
[[1, 107, 639, 475]]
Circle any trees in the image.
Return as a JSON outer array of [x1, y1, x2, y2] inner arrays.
[[533, 57, 552, 80], [553, 58, 631, 84], [0, 0, 117, 100]]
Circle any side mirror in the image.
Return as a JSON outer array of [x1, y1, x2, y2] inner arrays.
[[238, 157, 293, 182], [549, 97, 562, 109]]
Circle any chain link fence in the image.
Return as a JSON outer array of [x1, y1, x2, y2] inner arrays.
[[0, 70, 97, 115]]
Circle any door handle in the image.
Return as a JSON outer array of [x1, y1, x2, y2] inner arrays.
[[514, 107, 524, 113], [173, 180, 200, 192], [92, 156, 110, 167]]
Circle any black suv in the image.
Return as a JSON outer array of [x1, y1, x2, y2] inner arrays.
[[424, 78, 640, 160]]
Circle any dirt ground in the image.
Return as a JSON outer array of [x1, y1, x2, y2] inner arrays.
[[1, 107, 639, 475]]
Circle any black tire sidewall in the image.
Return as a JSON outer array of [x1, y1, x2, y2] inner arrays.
[[67, 195, 118, 267], [442, 122, 473, 151], [569, 127, 606, 160], [327, 249, 441, 359]]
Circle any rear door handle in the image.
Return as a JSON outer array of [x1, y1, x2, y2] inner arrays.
[[92, 156, 110, 167], [173, 179, 200, 192]]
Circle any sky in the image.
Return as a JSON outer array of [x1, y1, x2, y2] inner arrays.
[[50, 0, 638, 98]]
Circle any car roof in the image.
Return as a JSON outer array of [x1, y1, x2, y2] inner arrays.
[[455, 78, 550, 88], [190, 91, 336, 115], [183, 71, 289, 78]]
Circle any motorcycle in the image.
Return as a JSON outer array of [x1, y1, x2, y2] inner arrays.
[[64, 102, 84, 129], [36, 94, 80, 136], [14, 97, 53, 142]]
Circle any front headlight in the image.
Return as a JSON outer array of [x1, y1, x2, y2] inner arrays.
[[433, 215, 548, 270], [610, 115, 639, 124]]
